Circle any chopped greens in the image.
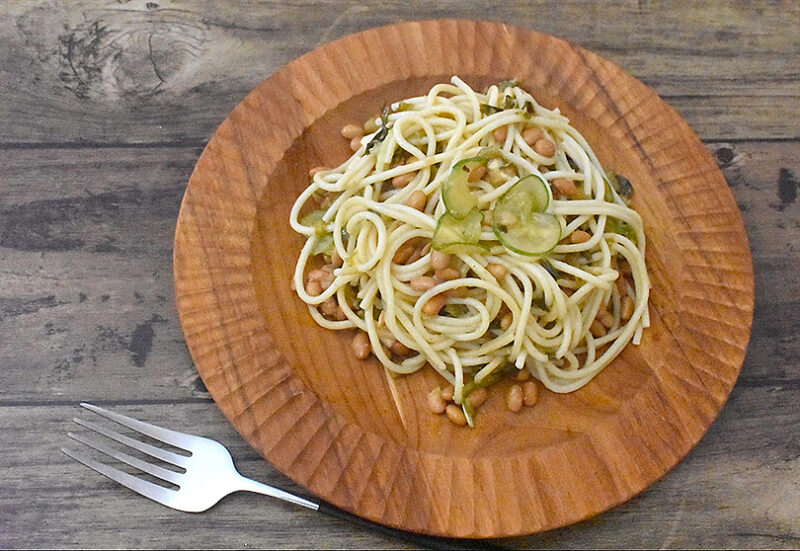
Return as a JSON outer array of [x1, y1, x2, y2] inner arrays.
[[442, 303, 469, 317], [616, 174, 634, 199], [606, 171, 634, 201], [479, 103, 504, 115], [605, 218, 637, 244], [542, 262, 559, 280], [479, 95, 516, 116], [523, 100, 536, 115], [496, 79, 519, 91], [365, 105, 391, 153]]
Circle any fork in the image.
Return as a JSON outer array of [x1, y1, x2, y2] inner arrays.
[[63, 403, 501, 550]]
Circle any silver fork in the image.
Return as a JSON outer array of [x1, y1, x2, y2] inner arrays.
[[63, 403, 497, 550], [62, 402, 316, 512]]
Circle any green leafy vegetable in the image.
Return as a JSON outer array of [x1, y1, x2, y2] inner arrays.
[[365, 105, 391, 153], [461, 368, 507, 404], [496, 79, 518, 91], [479, 93, 517, 115], [616, 174, 633, 199], [523, 100, 535, 115], [442, 304, 469, 317], [542, 262, 559, 280], [533, 295, 549, 310], [479, 103, 504, 115], [605, 218, 637, 244], [606, 171, 634, 201]]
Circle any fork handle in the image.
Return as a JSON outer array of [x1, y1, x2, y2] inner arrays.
[[238, 476, 504, 548], [236, 476, 320, 511], [316, 500, 506, 550]]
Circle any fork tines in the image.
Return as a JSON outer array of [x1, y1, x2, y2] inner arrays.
[[62, 403, 191, 505]]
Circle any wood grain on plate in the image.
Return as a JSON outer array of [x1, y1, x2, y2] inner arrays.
[[173, 20, 754, 538]]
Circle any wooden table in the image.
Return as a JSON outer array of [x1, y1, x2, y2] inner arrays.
[[2, 1, 798, 548]]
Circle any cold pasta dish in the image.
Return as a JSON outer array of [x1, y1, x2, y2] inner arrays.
[[290, 77, 650, 427]]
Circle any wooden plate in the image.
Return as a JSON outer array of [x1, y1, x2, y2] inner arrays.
[[173, 20, 754, 538]]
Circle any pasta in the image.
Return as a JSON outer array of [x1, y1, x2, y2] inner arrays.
[[290, 77, 650, 426]]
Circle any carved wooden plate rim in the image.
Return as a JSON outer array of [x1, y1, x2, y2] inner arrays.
[[173, 19, 754, 538]]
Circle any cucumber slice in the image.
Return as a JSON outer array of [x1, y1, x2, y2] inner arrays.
[[442, 156, 486, 219], [302, 209, 335, 255], [497, 174, 550, 217], [300, 209, 328, 234], [310, 232, 334, 255], [432, 209, 488, 254], [439, 242, 490, 255], [494, 212, 561, 256], [492, 175, 560, 255], [476, 146, 503, 160]]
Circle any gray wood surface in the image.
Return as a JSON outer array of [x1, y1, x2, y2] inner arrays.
[[1, 1, 798, 548]]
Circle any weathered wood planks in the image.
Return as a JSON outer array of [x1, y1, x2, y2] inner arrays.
[[1, 0, 799, 548], [0, 1, 798, 144]]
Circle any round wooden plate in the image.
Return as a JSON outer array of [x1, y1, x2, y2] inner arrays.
[[173, 20, 754, 538]]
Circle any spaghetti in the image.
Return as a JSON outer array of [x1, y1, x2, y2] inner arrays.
[[290, 77, 650, 425]]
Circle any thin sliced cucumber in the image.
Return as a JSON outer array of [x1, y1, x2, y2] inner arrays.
[[432, 209, 487, 254], [476, 146, 503, 160], [496, 174, 550, 217], [310, 232, 334, 255], [494, 212, 561, 256], [442, 156, 486, 219], [439, 242, 490, 255], [300, 209, 328, 234], [492, 175, 560, 255]]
